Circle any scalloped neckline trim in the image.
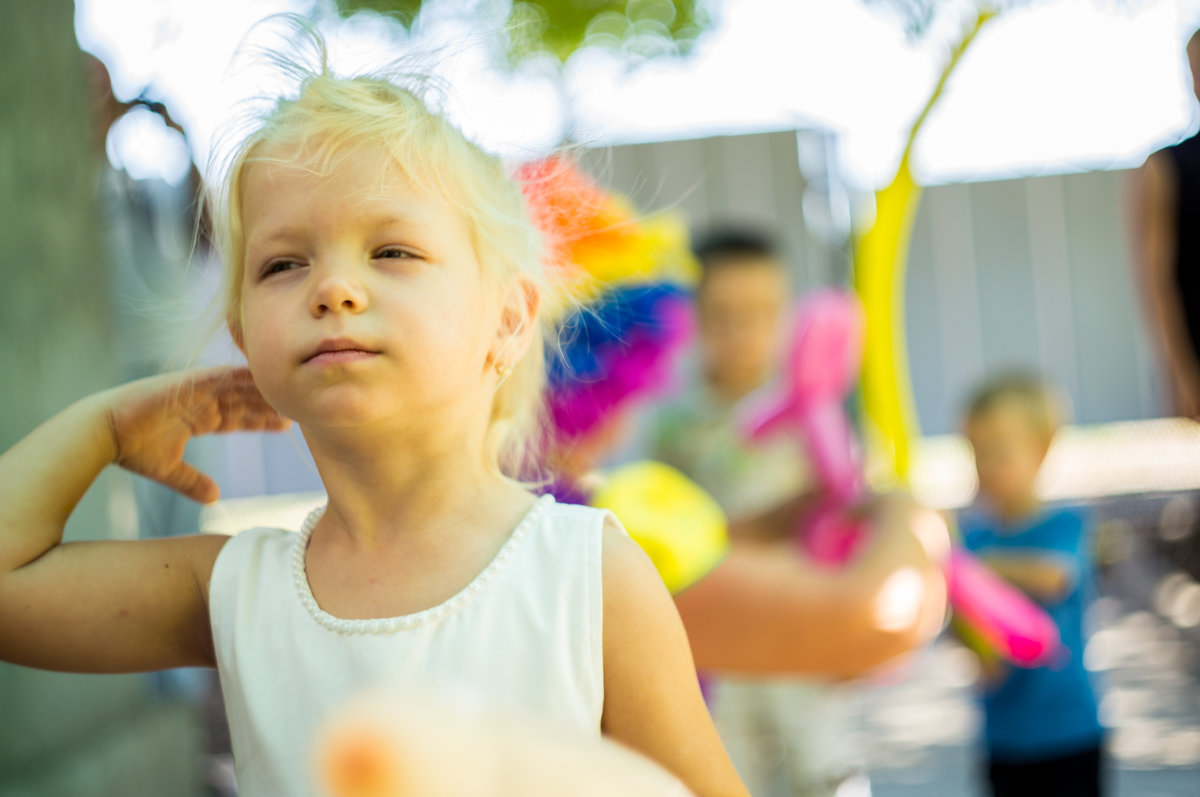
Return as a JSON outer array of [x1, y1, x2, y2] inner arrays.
[[291, 494, 554, 635]]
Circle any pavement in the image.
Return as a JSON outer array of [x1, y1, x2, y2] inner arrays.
[[859, 580, 1200, 796]]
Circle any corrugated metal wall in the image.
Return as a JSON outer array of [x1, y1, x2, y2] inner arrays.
[[597, 132, 1163, 435], [584, 129, 850, 290], [905, 170, 1160, 433]]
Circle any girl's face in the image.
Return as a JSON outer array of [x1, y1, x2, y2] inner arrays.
[[236, 144, 503, 437]]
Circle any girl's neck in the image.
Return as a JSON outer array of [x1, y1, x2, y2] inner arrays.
[[302, 421, 524, 550]]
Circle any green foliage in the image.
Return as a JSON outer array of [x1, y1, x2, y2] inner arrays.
[[334, 0, 711, 65]]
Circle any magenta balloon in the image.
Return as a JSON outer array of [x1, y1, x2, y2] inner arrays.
[[788, 290, 866, 402], [947, 549, 1062, 667]]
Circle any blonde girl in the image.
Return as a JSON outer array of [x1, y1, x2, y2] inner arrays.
[[0, 31, 746, 797]]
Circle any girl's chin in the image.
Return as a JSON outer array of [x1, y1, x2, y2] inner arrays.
[[289, 400, 404, 432]]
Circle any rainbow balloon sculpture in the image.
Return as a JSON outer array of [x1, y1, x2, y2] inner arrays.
[[518, 156, 699, 448], [519, 157, 730, 596], [516, 156, 698, 318], [854, 9, 993, 484]]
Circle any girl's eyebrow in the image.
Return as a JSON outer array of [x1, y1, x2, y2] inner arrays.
[[358, 209, 426, 230], [248, 209, 428, 249], [248, 225, 308, 248]]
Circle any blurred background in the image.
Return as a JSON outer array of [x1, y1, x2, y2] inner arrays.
[[4, 0, 1200, 794]]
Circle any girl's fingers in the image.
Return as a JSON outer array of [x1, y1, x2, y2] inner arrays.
[[199, 372, 261, 404], [175, 368, 286, 435], [159, 461, 220, 504], [213, 389, 289, 434], [191, 365, 256, 389], [168, 367, 257, 413], [249, 413, 292, 432], [220, 412, 290, 434], [109, 368, 286, 493]]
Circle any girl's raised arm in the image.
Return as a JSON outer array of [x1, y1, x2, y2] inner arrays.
[[599, 517, 750, 797], [0, 368, 288, 673]]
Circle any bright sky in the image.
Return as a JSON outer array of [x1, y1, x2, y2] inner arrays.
[[76, 0, 1200, 191]]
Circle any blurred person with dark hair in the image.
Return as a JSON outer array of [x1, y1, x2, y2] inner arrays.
[[655, 229, 810, 517], [650, 228, 865, 797], [959, 373, 1106, 797], [1131, 29, 1200, 420]]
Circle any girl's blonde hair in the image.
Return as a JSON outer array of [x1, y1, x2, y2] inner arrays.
[[208, 20, 548, 479]]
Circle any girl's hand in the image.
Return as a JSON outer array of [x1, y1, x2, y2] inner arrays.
[[104, 367, 289, 503]]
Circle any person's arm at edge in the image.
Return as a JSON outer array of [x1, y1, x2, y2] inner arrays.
[[726, 490, 822, 543], [674, 493, 948, 678], [1129, 151, 1200, 417]]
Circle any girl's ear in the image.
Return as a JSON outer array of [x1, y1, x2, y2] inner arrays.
[[491, 277, 541, 368]]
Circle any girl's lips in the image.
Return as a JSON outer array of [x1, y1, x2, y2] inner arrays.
[[305, 349, 378, 365]]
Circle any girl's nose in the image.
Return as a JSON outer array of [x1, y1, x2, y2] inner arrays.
[[310, 270, 368, 316]]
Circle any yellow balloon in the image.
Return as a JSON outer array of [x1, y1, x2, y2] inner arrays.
[[855, 158, 923, 482], [592, 461, 729, 595], [854, 9, 994, 484]]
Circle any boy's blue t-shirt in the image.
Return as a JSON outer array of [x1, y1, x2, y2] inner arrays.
[[959, 504, 1105, 762]]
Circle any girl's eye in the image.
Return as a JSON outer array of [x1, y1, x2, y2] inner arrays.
[[262, 260, 302, 277], [377, 248, 419, 260]]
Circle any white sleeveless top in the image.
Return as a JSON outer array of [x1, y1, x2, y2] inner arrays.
[[208, 494, 607, 797]]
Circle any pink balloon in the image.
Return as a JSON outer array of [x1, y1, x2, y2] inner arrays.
[[737, 288, 1063, 669], [741, 290, 866, 506], [948, 549, 1062, 667]]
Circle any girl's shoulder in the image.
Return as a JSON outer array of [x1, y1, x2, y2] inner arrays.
[[541, 495, 614, 526], [532, 497, 619, 557], [208, 525, 297, 600], [211, 524, 295, 562]]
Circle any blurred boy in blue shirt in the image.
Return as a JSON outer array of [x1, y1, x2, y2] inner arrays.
[[959, 373, 1105, 797]]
